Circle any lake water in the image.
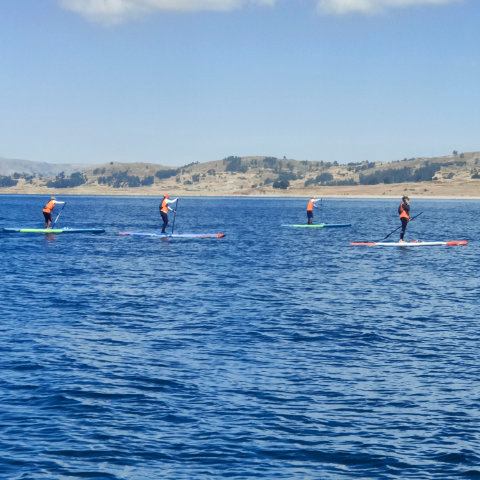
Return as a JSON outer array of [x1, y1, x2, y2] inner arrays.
[[0, 195, 479, 479]]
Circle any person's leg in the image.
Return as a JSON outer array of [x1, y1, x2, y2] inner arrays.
[[400, 218, 408, 241], [44, 212, 51, 228], [161, 212, 168, 233], [307, 211, 313, 224]]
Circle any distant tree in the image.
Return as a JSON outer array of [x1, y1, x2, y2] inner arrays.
[[141, 176, 154, 186], [330, 179, 358, 186], [155, 169, 177, 179], [358, 162, 448, 185], [273, 178, 289, 189], [318, 172, 333, 183], [452, 150, 458, 156], [95, 171, 141, 188], [0, 175, 18, 187], [263, 157, 278, 169], [304, 172, 333, 186], [459, 153, 465, 158], [224, 156, 247, 173], [46, 171, 87, 188]]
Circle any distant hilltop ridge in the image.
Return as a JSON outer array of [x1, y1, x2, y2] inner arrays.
[[0, 151, 480, 196]]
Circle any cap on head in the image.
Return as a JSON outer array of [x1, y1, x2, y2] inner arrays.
[[51, 195, 56, 200], [164, 194, 170, 199]]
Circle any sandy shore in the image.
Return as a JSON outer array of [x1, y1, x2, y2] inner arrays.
[[1, 181, 479, 199]]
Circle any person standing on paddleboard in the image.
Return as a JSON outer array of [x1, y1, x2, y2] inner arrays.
[[306, 198, 320, 224], [398, 196, 411, 242], [42, 195, 65, 228], [159, 194, 178, 233]]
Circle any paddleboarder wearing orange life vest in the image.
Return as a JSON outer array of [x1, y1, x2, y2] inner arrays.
[[159, 194, 178, 233], [398, 196, 411, 242], [306, 198, 320, 224], [42, 195, 65, 228]]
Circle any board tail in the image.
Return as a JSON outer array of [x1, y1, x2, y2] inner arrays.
[[446, 240, 468, 246]]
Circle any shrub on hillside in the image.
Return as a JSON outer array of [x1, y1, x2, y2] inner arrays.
[[46, 171, 87, 188], [359, 163, 448, 185], [273, 178, 290, 189], [304, 172, 333, 187], [263, 157, 279, 169], [224, 156, 248, 173], [155, 169, 178, 179], [141, 176, 154, 186], [0, 176, 18, 187], [97, 171, 141, 187]]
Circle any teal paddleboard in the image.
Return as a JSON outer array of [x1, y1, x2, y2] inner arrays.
[[283, 223, 351, 228]]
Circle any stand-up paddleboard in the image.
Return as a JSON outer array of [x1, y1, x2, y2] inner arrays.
[[351, 240, 468, 247], [2, 227, 105, 234], [283, 223, 351, 228], [119, 231, 225, 239]]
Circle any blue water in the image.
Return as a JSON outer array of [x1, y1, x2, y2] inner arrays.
[[1, 195, 479, 479]]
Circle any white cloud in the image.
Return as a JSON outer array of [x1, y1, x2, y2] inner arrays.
[[59, 0, 275, 24], [317, 0, 459, 15]]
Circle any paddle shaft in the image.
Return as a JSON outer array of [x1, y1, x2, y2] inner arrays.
[[52, 202, 66, 227], [379, 211, 423, 241], [171, 199, 178, 235]]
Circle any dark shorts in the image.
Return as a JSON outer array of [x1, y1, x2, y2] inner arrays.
[[307, 211, 313, 219], [43, 212, 52, 222]]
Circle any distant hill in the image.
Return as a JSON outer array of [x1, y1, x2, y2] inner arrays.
[[0, 156, 86, 177], [1, 151, 479, 196]]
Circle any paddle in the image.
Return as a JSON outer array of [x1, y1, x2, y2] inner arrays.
[[171, 199, 179, 235], [52, 202, 67, 228], [377, 211, 423, 242]]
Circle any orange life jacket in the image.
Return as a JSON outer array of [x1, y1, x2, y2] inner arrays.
[[399, 203, 410, 220], [43, 200, 56, 214], [160, 198, 169, 214], [307, 200, 315, 212]]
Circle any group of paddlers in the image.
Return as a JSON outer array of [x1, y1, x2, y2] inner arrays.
[[42, 194, 412, 240], [306, 195, 411, 242]]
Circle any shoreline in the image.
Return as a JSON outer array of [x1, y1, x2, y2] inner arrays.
[[1, 192, 480, 200], [0, 181, 479, 200]]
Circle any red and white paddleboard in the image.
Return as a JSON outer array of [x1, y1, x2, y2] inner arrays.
[[351, 240, 468, 247]]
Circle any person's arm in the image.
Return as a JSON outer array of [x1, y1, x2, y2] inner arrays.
[[54, 201, 65, 205], [166, 198, 178, 211]]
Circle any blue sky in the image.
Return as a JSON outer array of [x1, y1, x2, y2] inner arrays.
[[0, 0, 478, 166]]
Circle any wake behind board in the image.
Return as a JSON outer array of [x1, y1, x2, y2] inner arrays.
[[283, 223, 351, 228], [3, 227, 105, 234], [119, 231, 225, 239], [351, 240, 468, 247]]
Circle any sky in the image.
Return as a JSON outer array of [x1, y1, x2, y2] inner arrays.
[[0, 0, 479, 166]]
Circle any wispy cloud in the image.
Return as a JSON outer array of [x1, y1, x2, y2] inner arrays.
[[59, 0, 276, 24], [317, 0, 459, 15], [58, 0, 461, 24]]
